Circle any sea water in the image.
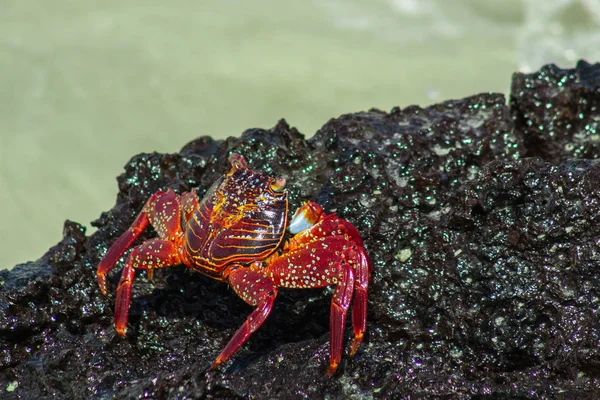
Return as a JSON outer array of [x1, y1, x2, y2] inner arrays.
[[1, 0, 599, 268]]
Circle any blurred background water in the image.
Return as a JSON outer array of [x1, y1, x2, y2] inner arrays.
[[1, 0, 599, 269]]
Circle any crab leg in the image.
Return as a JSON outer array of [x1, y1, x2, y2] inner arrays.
[[97, 207, 149, 295], [211, 266, 278, 369], [97, 189, 193, 294], [265, 236, 365, 375], [350, 246, 370, 356], [97, 189, 196, 335], [263, 203, 371, 375], [327, 258, 355, 376], [114, 239, 182, 335]]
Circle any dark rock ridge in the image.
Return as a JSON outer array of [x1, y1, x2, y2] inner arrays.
[[2, 60, 600, 399]]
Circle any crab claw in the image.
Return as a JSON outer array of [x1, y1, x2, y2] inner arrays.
[[288, 202, 324, 234]]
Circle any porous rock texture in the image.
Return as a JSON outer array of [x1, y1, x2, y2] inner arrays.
[[2, 61, 600, 399]]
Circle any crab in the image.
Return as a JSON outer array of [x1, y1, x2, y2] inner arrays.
[[96, 153, 370, 375]]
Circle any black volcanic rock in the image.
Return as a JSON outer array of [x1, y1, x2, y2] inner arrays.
[[511, 60, 600, 162], [2, 61, 600, 399]]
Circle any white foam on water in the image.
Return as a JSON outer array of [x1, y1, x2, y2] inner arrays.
[[314, 0, 465, 43], [318, 0, 600, 72], [516, 0, 600, 71]]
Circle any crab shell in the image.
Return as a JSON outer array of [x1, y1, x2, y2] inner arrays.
[[184, 157, 288, 277]]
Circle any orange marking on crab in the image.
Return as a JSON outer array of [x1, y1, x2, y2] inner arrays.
[[96, 153, 371, 375]]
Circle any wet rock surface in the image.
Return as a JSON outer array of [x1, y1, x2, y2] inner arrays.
[[2, 61, 600, 399]]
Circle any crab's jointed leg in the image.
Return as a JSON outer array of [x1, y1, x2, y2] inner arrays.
[[114, 238, 183, 335], [96, 189, 198, 335], [265, 202, 371, 375], [211, 266, 278, 369], [349, 245, 370, 356]]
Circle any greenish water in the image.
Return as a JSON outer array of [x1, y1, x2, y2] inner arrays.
[[1, 0, 599, 269]]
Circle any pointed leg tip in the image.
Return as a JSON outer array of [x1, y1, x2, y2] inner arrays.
[[350, 333, 364, 357], [210, 358, 223, 371], [115, 326, 127, 337], [326, 363, 339, 377]]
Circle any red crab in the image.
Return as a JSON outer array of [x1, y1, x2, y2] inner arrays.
[[97, 153, 370, 375]]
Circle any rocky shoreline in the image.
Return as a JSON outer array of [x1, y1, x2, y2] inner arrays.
[[1, 61, 600, 399]]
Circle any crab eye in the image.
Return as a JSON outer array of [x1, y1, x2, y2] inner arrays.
[[270, 177, 286, 192], [228, 153, 248, 170]]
